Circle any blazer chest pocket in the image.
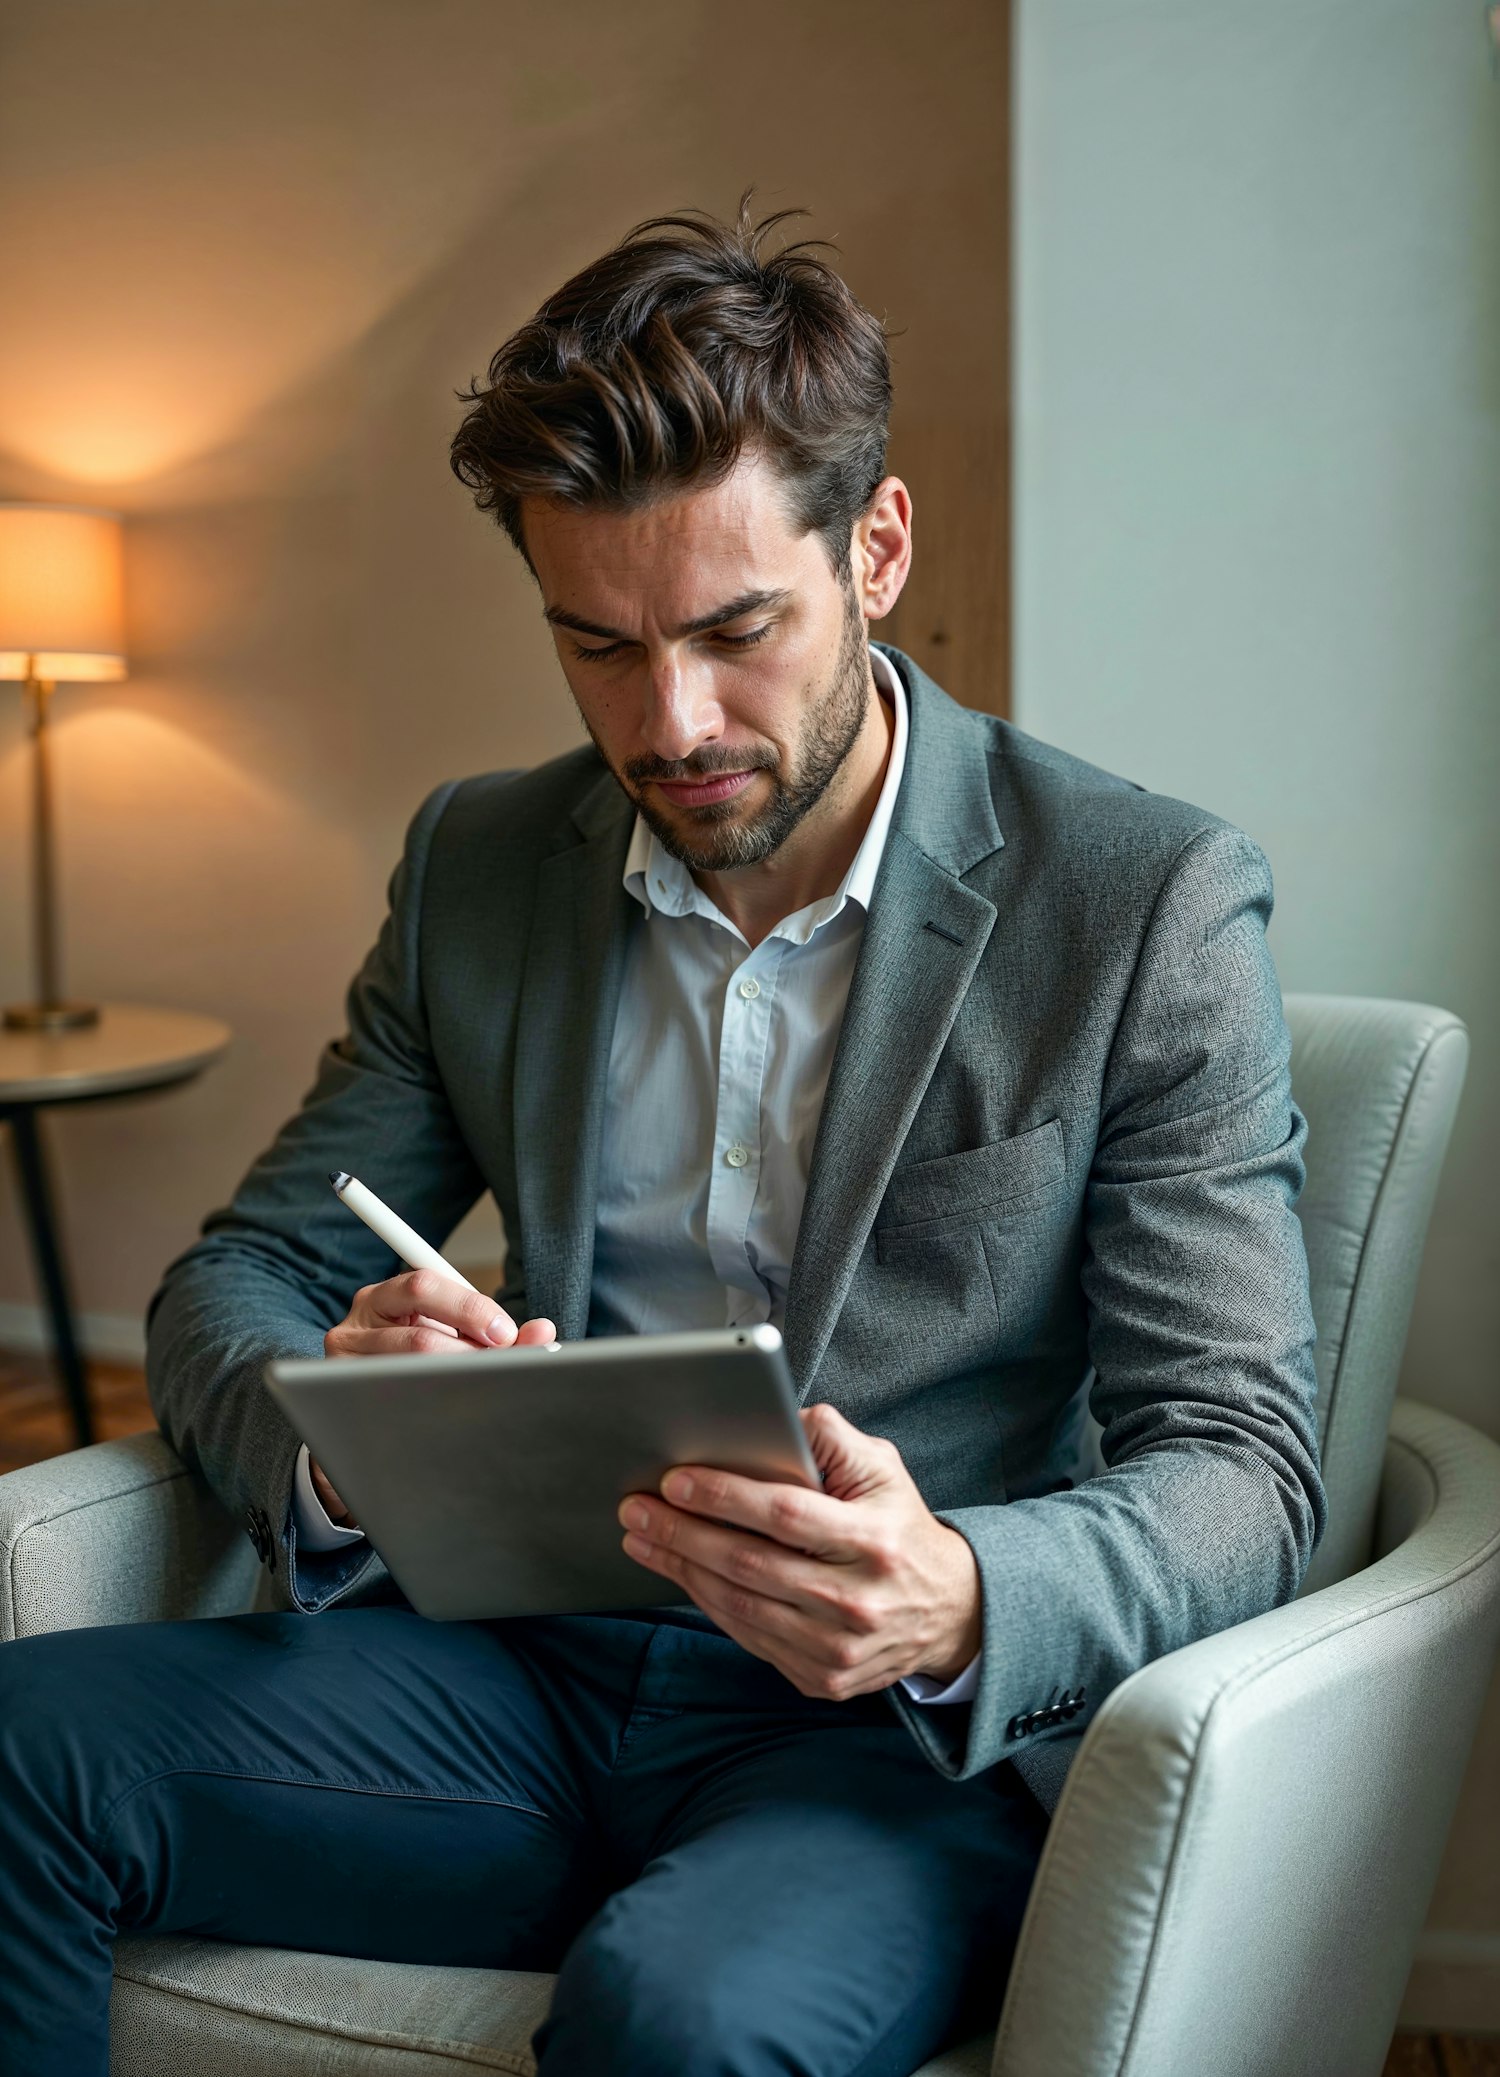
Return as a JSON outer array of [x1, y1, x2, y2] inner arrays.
[[875, 1119, 1065, 1241]]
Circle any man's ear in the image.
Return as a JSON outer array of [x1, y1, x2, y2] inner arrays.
[[855, 476, 913, 624]]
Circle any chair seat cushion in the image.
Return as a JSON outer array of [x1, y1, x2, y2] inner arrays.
[[111, 1937, 555, 2075], [109, 1936, 997, 2075]]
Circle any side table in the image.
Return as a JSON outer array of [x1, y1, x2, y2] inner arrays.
[[0, 1004, 232, 1448]]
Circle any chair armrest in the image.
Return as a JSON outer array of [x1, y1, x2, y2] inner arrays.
[[0, 1432, 260, 1640], [992, 1397, 1500, 2077]]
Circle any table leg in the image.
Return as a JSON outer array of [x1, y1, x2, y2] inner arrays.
[[3, 1106, 95, 1448]]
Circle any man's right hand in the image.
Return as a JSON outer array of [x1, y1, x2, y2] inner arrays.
[[309, 1270, 557, 1529]]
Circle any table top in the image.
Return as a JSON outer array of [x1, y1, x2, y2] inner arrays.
[[0, 1002, 232, 1104]]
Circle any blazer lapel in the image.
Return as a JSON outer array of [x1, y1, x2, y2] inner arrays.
[[512, 769, 635, 1340], [781, 647, 1005, 1392]]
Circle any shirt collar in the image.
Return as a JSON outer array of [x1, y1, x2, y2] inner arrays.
[[622, 646, 909, 944]]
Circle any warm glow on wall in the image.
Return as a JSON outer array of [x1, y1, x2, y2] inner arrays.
[[0, 504, 127, 681], [0, 8, 635, 488]]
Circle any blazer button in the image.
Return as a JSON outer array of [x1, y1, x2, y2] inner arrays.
[[245, 1505, 276, 1571]]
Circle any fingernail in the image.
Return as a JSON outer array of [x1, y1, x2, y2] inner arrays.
[[486, 1317, 515, 1345], [620, 1501, 650, 1532], [662, 1472, 694, 1503]]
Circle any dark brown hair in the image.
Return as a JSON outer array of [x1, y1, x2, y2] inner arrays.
[[449, 188, 892, 583]]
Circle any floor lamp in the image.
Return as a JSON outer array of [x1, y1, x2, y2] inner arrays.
[[0, 504, 128, 1032]]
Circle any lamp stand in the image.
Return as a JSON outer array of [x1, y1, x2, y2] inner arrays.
[[4, 664, 99, 1032]]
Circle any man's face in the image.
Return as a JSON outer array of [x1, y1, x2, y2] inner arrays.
[[523, 450, 875, 873]]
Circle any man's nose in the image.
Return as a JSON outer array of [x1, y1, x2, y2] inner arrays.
[[639, 652, 723, 762]]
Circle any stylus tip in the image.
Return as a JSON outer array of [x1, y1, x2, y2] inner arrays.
[[329, 1170, 351, 1192]]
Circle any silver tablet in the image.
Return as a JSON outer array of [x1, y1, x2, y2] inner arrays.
[[264, 1324, 819, 1621]]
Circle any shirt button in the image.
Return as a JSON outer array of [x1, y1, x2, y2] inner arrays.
[[724, 1143, 750, 1168], [738, 977, 761, 999]]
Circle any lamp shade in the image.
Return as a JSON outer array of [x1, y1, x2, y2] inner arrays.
[[0, 503, 127, 683]]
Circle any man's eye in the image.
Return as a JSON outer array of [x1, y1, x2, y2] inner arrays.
[[570, 626, 773, 666]]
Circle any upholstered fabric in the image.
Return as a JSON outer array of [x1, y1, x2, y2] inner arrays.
[[0, 1429, 258, 1642], [990, 1396, 1500, 2077], [1282, 995, 1469, 1592], [110, 1941, 554, 2076]]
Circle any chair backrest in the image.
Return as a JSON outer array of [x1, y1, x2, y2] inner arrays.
[[1284, 994, 1468, 1594]]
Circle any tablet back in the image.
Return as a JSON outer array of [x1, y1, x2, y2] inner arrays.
[[265, 1325, 818, 1620]]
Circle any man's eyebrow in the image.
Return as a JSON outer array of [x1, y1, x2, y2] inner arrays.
[[542, 587, 794, 643]]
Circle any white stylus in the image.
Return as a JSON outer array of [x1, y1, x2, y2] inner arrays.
[[327, 1171, 562, 1349], [328, 1170, 480, 1291]]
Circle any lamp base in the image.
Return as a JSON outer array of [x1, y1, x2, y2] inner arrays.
[[3, 1001, 101, 1032]]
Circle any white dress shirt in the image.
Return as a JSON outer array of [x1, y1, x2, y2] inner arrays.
[[295, 646, 979, 1706]]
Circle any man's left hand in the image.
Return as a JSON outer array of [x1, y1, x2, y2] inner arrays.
[[618, 1403, 982, 1701]]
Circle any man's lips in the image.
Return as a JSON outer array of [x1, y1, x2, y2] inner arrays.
[[651, 770, 758, 808]]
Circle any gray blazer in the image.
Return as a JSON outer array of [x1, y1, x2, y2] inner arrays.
[[145, 641, 1325, 1808]]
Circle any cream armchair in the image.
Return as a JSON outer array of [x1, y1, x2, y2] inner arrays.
[[2, 995, 1494, 2077]]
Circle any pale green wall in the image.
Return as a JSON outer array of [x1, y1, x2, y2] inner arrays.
[[1014, 0, 1500, 2022]]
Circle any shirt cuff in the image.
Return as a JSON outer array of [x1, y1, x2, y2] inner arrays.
[[899, 1650, 981, 1706], [292, 1442, 367, 1553]]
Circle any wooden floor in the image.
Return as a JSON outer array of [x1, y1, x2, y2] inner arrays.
[[0, 1345, 156, 1475], [1386, 2042, 1500, 2076], [0, 1346, 1496, 2072]]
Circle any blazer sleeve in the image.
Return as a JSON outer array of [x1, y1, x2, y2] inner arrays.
[[144, 777, 489, 1614], [890, 823, 1327, 1783]]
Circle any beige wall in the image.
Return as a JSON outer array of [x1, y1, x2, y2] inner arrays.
[[0, 0, 1009, 1327]]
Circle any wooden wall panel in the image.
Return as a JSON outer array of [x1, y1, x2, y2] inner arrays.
[[882, 406, 1010, 717], [878, 2, 1011, 719]]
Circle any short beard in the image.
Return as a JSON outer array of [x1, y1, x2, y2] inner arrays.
[[601, 581, 872, 875]]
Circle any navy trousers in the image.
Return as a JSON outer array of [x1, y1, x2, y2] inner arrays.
[[0, 1604, 1048, 2076]]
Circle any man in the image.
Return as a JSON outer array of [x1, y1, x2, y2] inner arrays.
[[0, 194, 1324, 2076]]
